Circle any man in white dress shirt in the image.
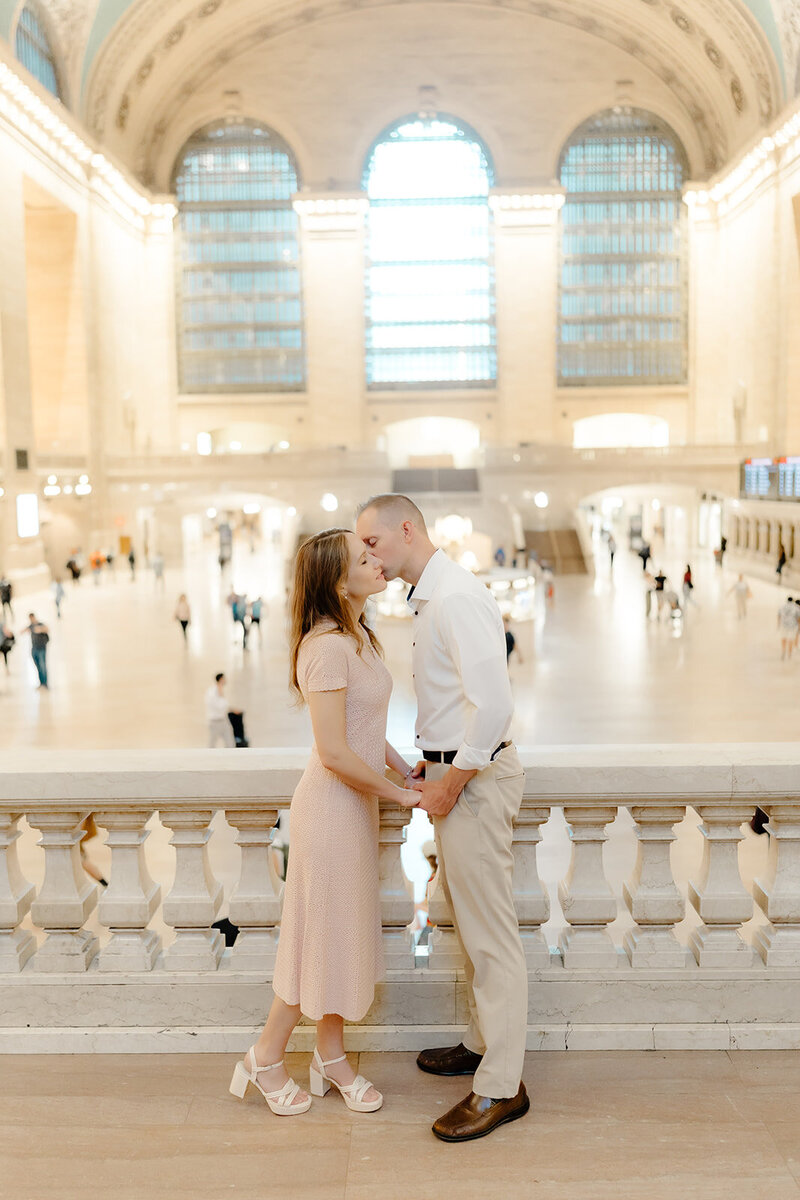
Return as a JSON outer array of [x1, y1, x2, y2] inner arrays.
[[357, 494, 529, 1143]]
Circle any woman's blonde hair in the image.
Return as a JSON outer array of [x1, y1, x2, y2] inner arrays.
[[289, 528, 382, 698]]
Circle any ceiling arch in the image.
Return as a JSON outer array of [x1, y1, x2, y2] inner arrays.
[[79, 0, 785, 187]]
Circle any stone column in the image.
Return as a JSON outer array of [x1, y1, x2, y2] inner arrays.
[[558, 806, 619, 968], [623, 805, 687, 967], [27, 811, 98, 971], [512, 805, 551, 968], [753, 803, 800, 966], [0, 813, 36, 971], [293, 193, 367, 447], [490, 190, 564, 445], [161, 809, 223, 971], [226, 807, 283, 972], [688, 803, 755, 966], [378, 802, 415, 969], [94, 808, 161, 971]]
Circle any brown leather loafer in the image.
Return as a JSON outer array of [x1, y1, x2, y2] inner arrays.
[[432, 1084, 530, 1142], [416, 1043, 484, 1077]]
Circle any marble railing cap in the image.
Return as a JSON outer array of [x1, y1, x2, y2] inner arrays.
[[0, 744, 798, 806]]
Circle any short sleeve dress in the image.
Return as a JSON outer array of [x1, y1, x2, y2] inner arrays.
[[271, 624, 393, 1022]]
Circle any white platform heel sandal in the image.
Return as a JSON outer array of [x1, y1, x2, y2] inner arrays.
[[229, 1046, 312, 1115], [309, 1048, 383, 1112]]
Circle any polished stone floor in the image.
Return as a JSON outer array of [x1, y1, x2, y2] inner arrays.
[[2, 1050, 800, 1199], [0, 536, 797, 751]]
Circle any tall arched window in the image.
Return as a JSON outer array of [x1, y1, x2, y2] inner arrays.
[[558, 109, 688, 386], [173, 121, 304, 392], [15, 4, 61, 101], [363, 116, 495, 388]]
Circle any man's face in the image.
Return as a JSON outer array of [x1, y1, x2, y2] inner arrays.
[[356, 507, 408, 581]]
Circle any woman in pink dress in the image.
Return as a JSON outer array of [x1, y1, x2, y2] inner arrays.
[[229, 528, 419, 1116]]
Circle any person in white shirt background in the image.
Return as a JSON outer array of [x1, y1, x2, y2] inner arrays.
[[205, 672, 235, 746], [356, 493, 529, 1145]]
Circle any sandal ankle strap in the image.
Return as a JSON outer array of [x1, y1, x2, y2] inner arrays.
[[249, 1047, 284, 1073], [315, 1048, 347, 1069]]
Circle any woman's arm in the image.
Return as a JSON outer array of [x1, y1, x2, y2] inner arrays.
[[385, 740, 412, 780], [308, 690, 417, 807]]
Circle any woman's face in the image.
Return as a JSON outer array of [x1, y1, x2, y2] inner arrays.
[[344, 532, 386, 599]]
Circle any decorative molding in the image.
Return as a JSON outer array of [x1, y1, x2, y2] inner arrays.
[[489, 188, 566, 227], [292, 191, 368, 233]]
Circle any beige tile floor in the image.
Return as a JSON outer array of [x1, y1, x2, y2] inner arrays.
[[2, 1050, 800, 1199]]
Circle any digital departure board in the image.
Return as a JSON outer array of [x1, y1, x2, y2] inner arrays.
[[741, 459, 777, 499]]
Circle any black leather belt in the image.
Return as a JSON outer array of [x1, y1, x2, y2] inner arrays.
[[423, 740, 512, 765]]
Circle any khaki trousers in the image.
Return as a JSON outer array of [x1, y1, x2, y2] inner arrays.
[[427, 745, 527, 1098]]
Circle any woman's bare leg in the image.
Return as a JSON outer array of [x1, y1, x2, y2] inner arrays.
[[316, 1013, 379, 1103], [246, 996, 308, 1105]]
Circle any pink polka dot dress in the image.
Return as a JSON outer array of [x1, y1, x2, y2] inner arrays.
[[272, 624, 392, 1021]]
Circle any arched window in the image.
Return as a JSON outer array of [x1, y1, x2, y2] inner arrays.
[[558, 109, 688, 387], [173, 121, 304, 392], [15, 4, 61, 101], [363, 116, 495, 388]]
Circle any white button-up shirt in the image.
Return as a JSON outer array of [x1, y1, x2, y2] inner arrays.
[[407, 549, 514, 771]]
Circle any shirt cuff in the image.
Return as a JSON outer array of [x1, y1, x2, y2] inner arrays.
[[453, 743, 491, 772]]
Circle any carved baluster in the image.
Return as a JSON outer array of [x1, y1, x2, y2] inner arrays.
[[0, 813, 36, 972], [27, 811, 98, 971], [513, 806, 551, 968], [378, 803, 416, 969], [558, 805, 619, 968], [623, 805, 687, 968], [160, 809, 223, 971], [753, 803, 800, 966], [688, 803, 755, 966], [226, 807, 283, 971], [95, 809, 161, 972]]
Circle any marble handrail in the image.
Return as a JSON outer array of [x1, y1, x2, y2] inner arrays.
[[2, 744, 800, 979]]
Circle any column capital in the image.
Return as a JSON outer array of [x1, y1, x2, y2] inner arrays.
[[292, 191, 368, 235], [489, 187, 565, 229]]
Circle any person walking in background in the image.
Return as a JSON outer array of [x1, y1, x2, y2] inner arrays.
[[175, 594, 191, 642], [728, 574, 752, 619], [777, 542, 787, 578], [90, 549, 104, 585], [249, 595, 264, 642], [206, 673, 235, 747], [128, 546, 136, 580], [638, 541, 652, 572], [682, 564, 696, 609], [152, 551, 165, 591], [229, 590, 249, 647], [66, 553, 81, 583], [51, 577, 65, 619], [0, 623, 14, 672], [653, 567, 668, 619], [23, 612, 49, 689], [778, 596, 798, 660], [0, 575, 13, 619], [607, 532, 616, 569]]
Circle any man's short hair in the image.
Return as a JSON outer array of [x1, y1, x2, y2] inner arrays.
[[215, 672, 224, 683], [356, 493, 427, 533]]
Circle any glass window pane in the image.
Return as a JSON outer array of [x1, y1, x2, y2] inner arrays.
[[363, 117, 495, 387], [557, 109, 688, 387], [173, 122, 305, 392], [15, 5, 61, 101]]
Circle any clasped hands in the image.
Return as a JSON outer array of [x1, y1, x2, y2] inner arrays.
[[400, 761, 462, 818]]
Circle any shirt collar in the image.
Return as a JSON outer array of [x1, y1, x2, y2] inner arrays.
[[406, 548, 447, 609]]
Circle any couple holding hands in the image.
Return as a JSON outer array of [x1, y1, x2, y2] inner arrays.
[[228, 493, 529, 1143]]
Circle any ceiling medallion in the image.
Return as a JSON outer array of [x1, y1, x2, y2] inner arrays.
[[730, 78, 745, 111], [671, 9, 692, 34], [164, 23, 186, 49], [198, 0, 222, 14], [704, 41, 722, 69], [136, 57, 154, 84]]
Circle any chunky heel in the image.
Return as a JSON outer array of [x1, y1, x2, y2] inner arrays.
[[309, 1065, 331, 1097], [310, 1047, 382, 1112], [229, 1061, 250, 1099], [229, 1047, 312, 1115]]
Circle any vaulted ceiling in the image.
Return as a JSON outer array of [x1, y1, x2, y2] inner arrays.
[[3, 0, 800, 184]]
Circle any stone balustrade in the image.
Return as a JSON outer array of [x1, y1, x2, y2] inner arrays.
[[2, 745, 800, 1053]]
